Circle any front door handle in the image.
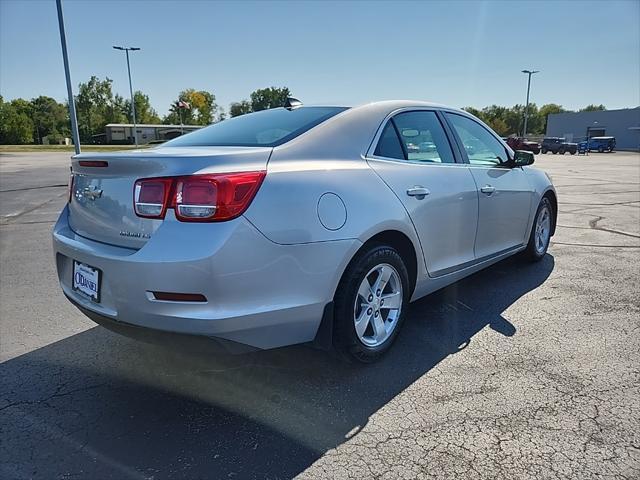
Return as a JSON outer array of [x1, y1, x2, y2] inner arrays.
[[406, 186, 430, 198], [480, 185, 496, 195]]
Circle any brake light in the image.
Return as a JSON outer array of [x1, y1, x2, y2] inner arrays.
[[134, 178, 173, 218], [79, 160, 108, 167], [133, 171, 265, 222], [174, 177, 218, 220]]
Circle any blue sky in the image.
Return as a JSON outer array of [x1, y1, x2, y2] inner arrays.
[[1, 0, 638, 116]]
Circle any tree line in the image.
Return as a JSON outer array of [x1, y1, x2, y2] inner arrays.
[[463, 103, 606, 137], [0, 75, 605, 144]]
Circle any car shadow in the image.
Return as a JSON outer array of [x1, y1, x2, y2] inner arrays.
[[0, 254, 554, 479]]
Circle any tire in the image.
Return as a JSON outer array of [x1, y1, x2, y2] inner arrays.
[[552, 150, 557, 154], [570, 150, 576, 155], [559, 148, 565, 155], [533, 149, 540, 155], [333, 244, 410, 363], [598, 146, 604, 153], [542, 148, 548, 154], [524, 197, 553, 262]]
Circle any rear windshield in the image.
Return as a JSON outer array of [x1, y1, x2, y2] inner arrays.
[[162, 106, 348, 147]]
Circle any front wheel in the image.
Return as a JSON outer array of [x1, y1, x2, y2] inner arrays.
[[598, 146, 605, 153], [524, 197, 553, 262], [542, 148, 548, 154], [333, 245, 410, 363]]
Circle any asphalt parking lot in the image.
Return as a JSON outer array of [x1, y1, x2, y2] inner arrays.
[[1, 150, 639, 479]]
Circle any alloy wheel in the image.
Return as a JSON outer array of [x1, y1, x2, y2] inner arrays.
[[535, 205, 551, 255], [353, 263, 403, 347]]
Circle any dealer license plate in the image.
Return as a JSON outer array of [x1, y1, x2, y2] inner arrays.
[[72, 261, 101, 302]]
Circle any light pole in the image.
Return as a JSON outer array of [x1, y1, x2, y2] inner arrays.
[[56, 0, 81, 154], [113, 46, 140, 147], [521, 69, 539, 137]]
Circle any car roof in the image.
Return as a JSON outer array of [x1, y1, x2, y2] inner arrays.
[[271, 100, 476, 159]]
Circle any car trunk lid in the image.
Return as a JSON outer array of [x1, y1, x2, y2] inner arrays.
[[69, 146, 271, 249]]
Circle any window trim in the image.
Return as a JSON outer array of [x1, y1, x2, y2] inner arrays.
[[441, 112, 514, 168], [366, 107, 466, 166]]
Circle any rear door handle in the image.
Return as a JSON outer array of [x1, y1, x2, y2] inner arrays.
[[480, 185, 496, 195], [406, 186, 430, 198]]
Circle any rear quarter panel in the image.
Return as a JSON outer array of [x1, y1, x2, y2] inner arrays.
[[244, 158, 422, 247]]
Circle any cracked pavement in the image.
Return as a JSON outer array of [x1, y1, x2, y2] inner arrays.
[[1, 151, 639, 479]]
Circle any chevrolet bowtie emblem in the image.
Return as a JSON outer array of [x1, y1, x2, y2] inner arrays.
[[82, 186, 103, 200]]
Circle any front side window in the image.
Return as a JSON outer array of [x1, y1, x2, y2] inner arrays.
[[162, 106, 348, 147], [445, 113, 508, 167], [374, 111, 455, 163]]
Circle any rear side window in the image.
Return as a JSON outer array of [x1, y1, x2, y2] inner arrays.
[[393, 112, 455, 163], [376, 111, 455, 163], [162, 106, 348, 147], [374, 122, 405, 159]]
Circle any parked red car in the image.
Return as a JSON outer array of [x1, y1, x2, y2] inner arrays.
[[506, 137, 541, 155]]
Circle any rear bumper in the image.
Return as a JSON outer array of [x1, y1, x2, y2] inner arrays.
[[53, 206, 361, 350]]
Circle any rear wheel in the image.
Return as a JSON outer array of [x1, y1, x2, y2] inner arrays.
[[559, 148, 565, 155], [598, 146, 605, 153], [334, 244, 410, 363], [524, 197, 553, 262]]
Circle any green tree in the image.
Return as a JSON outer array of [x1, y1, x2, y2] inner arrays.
[[579, 104, 606, 112], [538, 103, 567, 133], [30, 96, 69, 143], [164, 89, 219, 125], [229, 100, 252, 117], [462, 106, 483, 119], [0, 97, 34, 144], [250, 86, 290, 111], [124, 91, 161, 124], [76, 76, 124, 141]]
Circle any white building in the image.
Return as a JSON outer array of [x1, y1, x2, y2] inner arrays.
[[103, 123, 203, 144]]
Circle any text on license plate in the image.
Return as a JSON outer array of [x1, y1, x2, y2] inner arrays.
[[73, 261, 101, 302]]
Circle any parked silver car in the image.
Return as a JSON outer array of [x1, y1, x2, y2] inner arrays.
[[53, 100, 556, 362]]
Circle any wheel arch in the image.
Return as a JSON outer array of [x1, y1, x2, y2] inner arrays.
[[542, 189, 558, 236], [313, 228, 420, 351], [337, 229, 419, 299]]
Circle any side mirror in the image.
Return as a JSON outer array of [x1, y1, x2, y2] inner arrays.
[[513, 150, 535, 167]]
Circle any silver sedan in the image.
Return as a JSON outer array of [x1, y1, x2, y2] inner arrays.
[[53, 100, 556, 362]]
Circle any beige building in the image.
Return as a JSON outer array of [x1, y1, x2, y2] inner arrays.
[[103, 123, 202, 144]]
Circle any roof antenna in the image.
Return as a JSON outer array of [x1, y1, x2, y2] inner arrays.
[[284, 97, 303, 110]]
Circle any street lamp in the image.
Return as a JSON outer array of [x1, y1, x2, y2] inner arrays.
[[521, 69, 539, 137], [56, 0, 81, 154], [113, 46, 141, 147]]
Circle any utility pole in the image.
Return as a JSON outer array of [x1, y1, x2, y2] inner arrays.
[[521, 69, 539, 137], [56, 0, 81, 154], [113, 46, 141, 147]]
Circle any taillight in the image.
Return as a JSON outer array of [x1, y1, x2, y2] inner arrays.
[[134, 178, 173, 218], [174, 177, 218, 220], [133, 171, 265, 222]]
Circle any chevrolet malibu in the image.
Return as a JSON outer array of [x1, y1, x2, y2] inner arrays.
[[53, 100, 556, 362]]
